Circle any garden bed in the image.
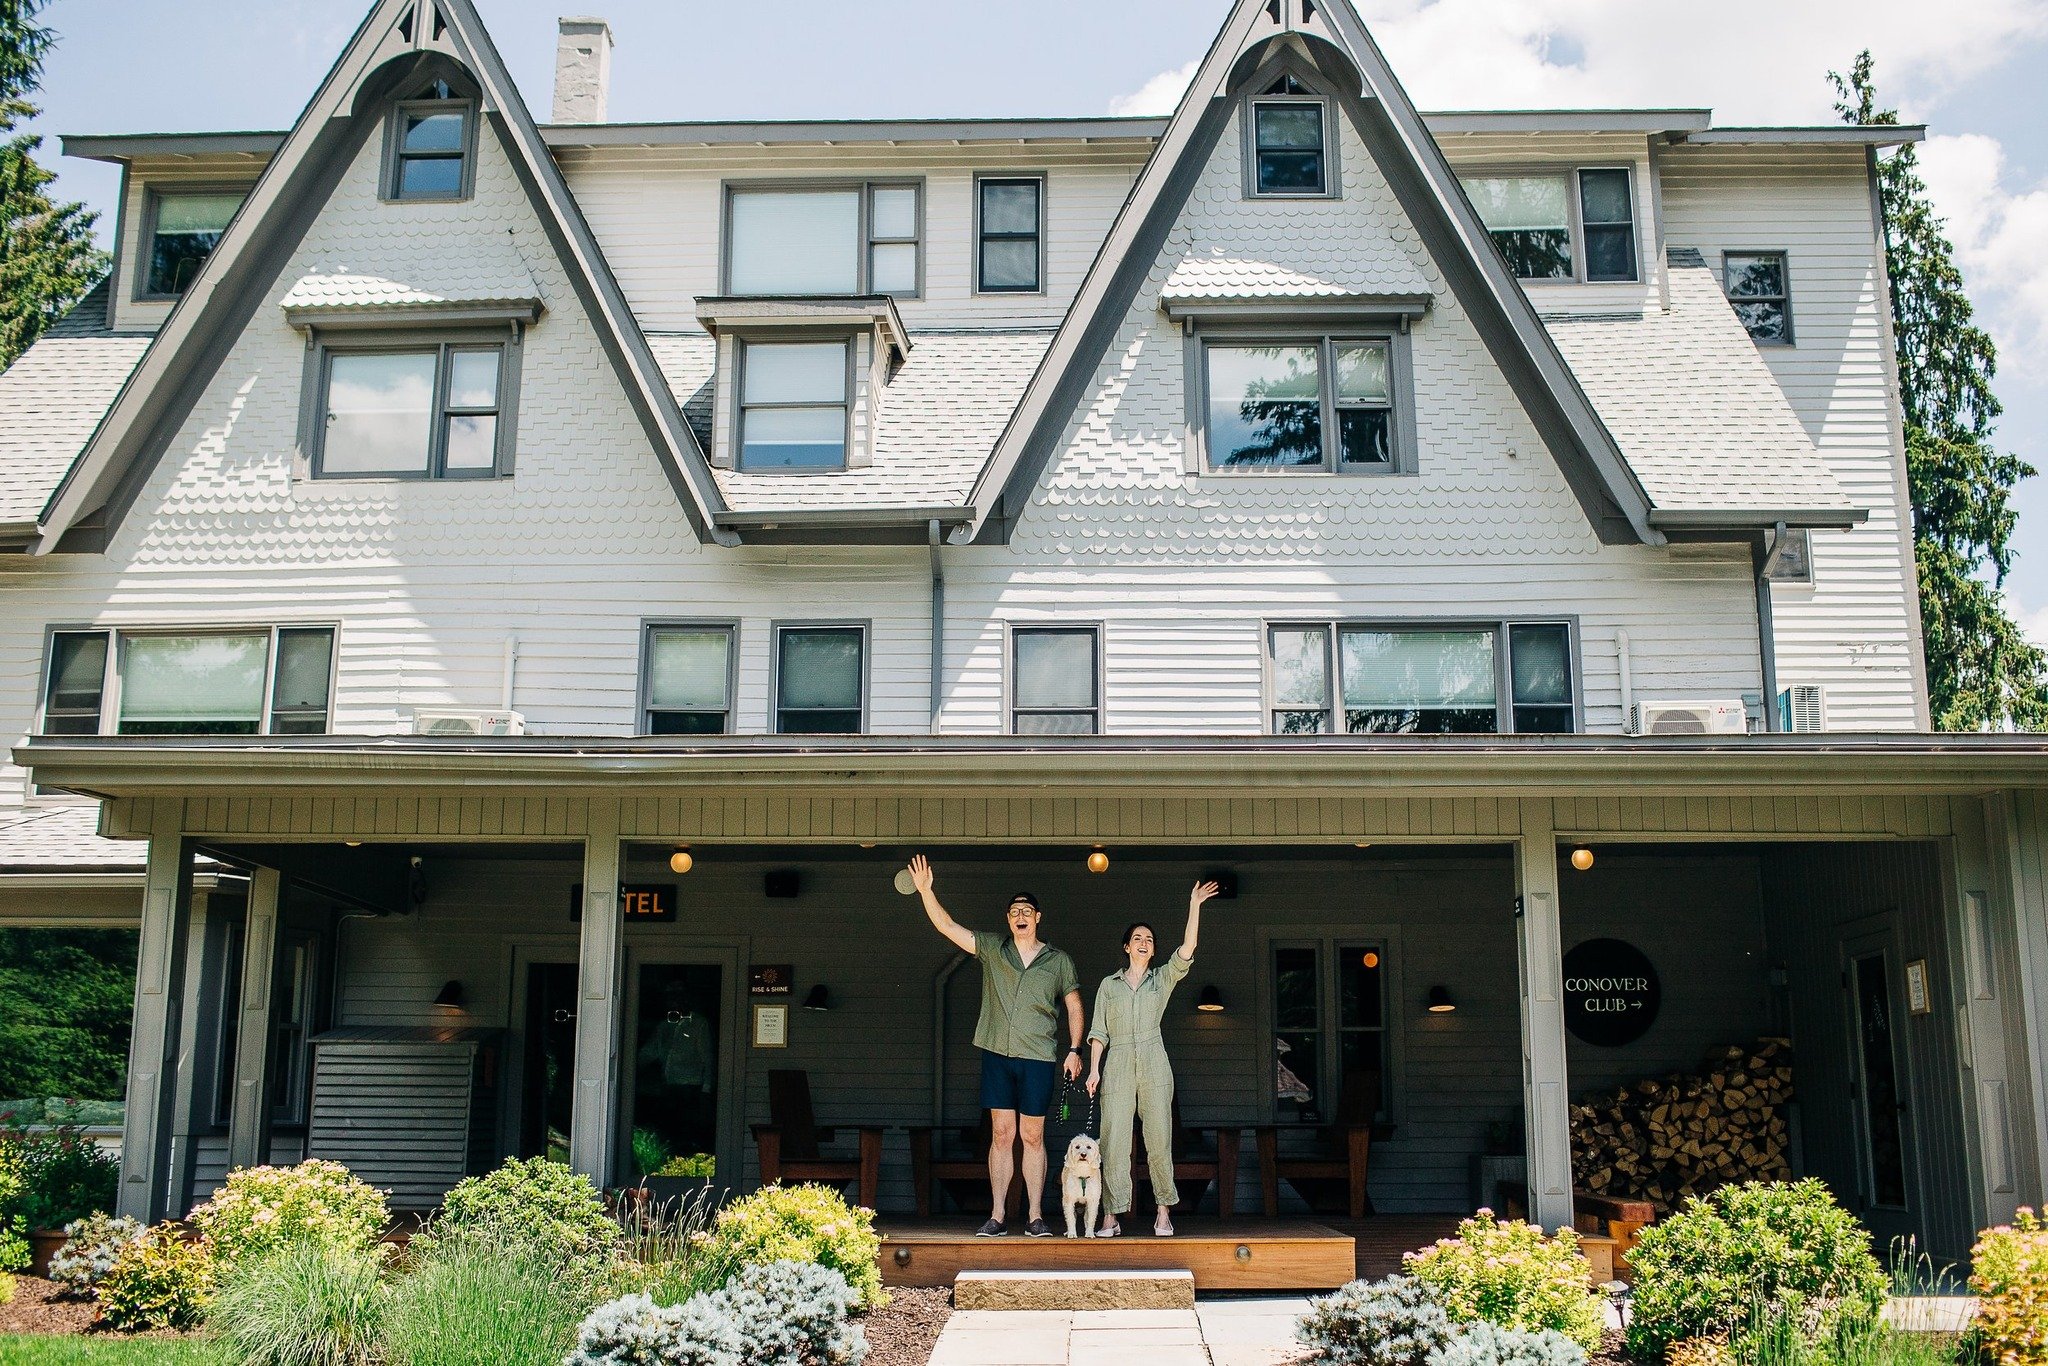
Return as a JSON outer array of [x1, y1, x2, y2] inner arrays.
[[2, 1274, 101, 1336], [861, 1284, 951, 1366]]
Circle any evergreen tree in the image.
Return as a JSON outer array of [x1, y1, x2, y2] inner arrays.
[[1833, 53, 2048, 730], [0, 0, 103, 372]]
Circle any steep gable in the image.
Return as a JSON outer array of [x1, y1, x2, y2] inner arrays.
[[34, 0, 729, 553]]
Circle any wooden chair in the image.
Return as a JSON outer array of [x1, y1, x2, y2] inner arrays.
[[1131, 1098, 1242, 1218], [1255, 1068, 1384, 1219], [905, 1113, 1024, 1220], [751, 1069, 883, 1210]]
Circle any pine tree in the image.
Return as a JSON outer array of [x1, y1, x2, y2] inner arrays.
[[0, 0, 104, 372], [1832, 53, 2048, 730]]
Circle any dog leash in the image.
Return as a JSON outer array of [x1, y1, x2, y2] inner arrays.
[[1057, 1074, 1100, 1137]]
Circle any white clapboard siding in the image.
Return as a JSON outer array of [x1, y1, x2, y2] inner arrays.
[[1659, 145, 1921, 730]]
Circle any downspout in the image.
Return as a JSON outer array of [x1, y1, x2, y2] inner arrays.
[[1755, 524, 1788, 732], [501, 635, 519, 712], [931, 952, 969, 1127], [927, 520, 945, 735], [1615, 628, 1634, 733]]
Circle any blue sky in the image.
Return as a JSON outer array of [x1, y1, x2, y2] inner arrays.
[[21, 0, 2048, 626]]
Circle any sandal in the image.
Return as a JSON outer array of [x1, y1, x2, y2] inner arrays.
[[1098, 1219, 1123, 1237], [1154, 1218, 1175, 1237]]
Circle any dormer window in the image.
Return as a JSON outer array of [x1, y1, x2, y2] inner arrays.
[[138, 189, 246, 300], [385, 78, 475, 202], [725, 182, 923, 297], [1248, 76, 1331, 198], [738, 340, 850, 471], [1461, 168, 1640, 284]]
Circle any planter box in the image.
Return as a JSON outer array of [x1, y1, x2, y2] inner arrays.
[[639, 1176, 721, 1209], [28, 1229, 67, 1278]]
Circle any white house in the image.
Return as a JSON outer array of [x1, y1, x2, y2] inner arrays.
[[0, 0, 2043, 1281]]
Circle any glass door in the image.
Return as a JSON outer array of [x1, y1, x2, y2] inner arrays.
[[625, 962, 724, 1183], [1842, 933, 1917, 1243], [1268, 937, 1391, 1126], [519, 962, 578, 1164]]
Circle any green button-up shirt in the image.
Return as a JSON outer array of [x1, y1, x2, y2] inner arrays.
[[1087, 949, 1192, 1050], [972, 930, 1081, 1062]]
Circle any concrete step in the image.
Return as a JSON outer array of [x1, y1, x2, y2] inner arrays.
[[955, 1268, 1198, 1311]]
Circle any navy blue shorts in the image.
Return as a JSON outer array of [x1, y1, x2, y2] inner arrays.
[[979, 1049, 1059, 1118]]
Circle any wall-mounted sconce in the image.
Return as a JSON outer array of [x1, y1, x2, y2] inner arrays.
[[1197, 984, 1225, 1013], [1570, 847, 1595, 872], [432, 980, 465, 1011], [803, 985, 831, 1012], [670, 847, 695, 874], [1426, 985, 1456, 1014], [1086, 846, 1110, 874], [408, 855, 427, 907]]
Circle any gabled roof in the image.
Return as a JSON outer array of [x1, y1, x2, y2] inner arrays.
[[34, 0, 733, 553], [1548, 251, 1858, 529], [964, 0, 1662, 547]]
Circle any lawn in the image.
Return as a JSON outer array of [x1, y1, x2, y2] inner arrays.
[[0, 1337, 223, 1365]]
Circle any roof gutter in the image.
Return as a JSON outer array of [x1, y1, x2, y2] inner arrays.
[[1650, 506, 1868, 532], [712, 505, 976, 531], [1672, 125, 1926, 148]]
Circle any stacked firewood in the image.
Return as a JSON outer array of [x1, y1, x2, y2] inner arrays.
[[1569, 1037, 1795, 1211]]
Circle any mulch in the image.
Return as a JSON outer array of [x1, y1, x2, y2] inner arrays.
[[862, 1285, 952, 1366], [1, 1275, 100, 1336]]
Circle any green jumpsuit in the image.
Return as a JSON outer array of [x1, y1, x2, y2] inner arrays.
[[1088, 950, 1192, 1216]]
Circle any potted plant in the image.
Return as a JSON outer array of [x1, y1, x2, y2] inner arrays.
[[640, 1152, 718, 1206], [1, 1113, 120, 1276]]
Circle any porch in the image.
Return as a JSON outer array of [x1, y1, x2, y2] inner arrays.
[[14, 735, 2047, 1288]]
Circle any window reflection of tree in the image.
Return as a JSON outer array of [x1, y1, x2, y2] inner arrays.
[[1220, 347, 1323, 467], [1341, 631, 1497, 734]]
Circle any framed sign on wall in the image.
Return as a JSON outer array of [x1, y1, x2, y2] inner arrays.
[[1561, 938, 1662, 1046]]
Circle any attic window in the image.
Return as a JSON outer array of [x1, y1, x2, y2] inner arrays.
[[138, 188, 246, 299], [1248, 88, 1331, 198], [385, 81, 475, 202], [1461, 168, 1640, 284]]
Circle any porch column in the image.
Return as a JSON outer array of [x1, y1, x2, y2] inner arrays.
[[225, 866, 282, 1172], [117, 810, 194, 1222], [569, 801, 625, 1186], [1515, 802, 1575, 1232]]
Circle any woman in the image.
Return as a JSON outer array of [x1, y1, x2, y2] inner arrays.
[[1085, 879, 1220, 1237]]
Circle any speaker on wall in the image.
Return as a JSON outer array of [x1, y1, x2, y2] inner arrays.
[[764, 870, 801, 899]]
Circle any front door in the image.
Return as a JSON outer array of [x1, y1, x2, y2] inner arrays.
[[518, 961, 579, 1164], [1842, 932, 1917, 1245], [622, 960, 728, 1184]]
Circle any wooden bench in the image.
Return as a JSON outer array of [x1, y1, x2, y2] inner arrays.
[[751, 1069, 885, 1210], [1500, 1181, 1654, 1283]]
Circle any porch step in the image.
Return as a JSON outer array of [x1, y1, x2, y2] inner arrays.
[[953, 1269, 1197, 1311]]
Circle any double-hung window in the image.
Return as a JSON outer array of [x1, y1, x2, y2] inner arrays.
[[386, 80, 474, 201], [775, 625, 865, 734], [1266, 621, 1575, 734], [977, 177, 1044, 293], [643, 624, 735, 735], [314, 341, 510, 479], [1204, 338, 1398, 472], [1248, 77, 1330, 197], [738, 340, 849, 471], [726, 183, 923, 297], [41, 626, 336, 737], [1010, 626, 1101, 735], [1461, 169, 1638, 283], [139, 189, 246, 299], [1725, 252, 1793, 344]]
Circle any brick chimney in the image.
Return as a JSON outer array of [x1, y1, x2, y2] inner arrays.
[[551, 17, 613, 124]]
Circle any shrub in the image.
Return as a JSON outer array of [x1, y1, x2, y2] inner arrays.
[[429, 1158, 620, 1271], [1, 1121, 120, 1230], [613, 1187, 721, 1307], [0, 1143, 29, 1274], [566, 1261, 866, 1366], [694, 1183, 884, 1310], [98, 1223, 215, 1331], [190, 1160, 389, 1271], [1971, 1207, 2048, 1366], [1297, 1275, 1456, 1366], [1427, 1323, 1588, 1366], [48, 1212, 145, 1296], [1624, 1180, 1886, 1361], [380, 1231, 590, 1366], [211, 1242, 388, 1366], [1404, 1212, 1603, 1350]]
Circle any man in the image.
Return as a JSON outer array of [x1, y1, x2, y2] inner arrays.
[[908, 854, 1084, 1237]]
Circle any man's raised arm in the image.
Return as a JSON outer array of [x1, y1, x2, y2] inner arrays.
[[909, 855, 976, 955]]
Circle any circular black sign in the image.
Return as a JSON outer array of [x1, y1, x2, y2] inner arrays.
[[1562, 938, 1661, 1047]]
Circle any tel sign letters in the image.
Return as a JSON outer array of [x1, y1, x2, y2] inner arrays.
[[1561, 938, 1661, 1046]]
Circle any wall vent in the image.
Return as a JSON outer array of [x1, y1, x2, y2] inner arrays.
[[1781, 685, 1827, 734]]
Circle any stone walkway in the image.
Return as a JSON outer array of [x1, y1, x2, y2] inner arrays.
[[927, 1300, 1312, 1366]]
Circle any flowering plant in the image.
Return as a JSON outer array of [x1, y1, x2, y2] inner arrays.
[[1972, 1207, 2048, 1365], [694, 1183, 884, 1309], [189, 1159, 389, 1270], [1403, 1211, 1603, 1350]]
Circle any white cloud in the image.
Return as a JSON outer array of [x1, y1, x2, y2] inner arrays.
[[1918, 133, 2048, 384], [1109, 58, 1200, 117], [1111, 0, 2048, 123]]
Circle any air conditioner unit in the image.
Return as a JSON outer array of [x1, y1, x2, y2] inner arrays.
[[408, 708, 525, 737], [1780, 685, 1827, 734], [1631, 700, 1749, 736]]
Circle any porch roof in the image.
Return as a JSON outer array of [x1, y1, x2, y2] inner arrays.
[[17, 732, 2048, 800]]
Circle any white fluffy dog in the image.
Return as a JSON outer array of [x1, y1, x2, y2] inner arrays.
[[1059, 1132, 1103, 1238]]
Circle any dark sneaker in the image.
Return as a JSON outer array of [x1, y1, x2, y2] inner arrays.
[[975, 1218, 1007, 1238], [1025, 1218, 1054, 1238]]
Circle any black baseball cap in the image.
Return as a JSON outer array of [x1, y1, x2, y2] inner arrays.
[[1007, 893, 1041, 911]]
